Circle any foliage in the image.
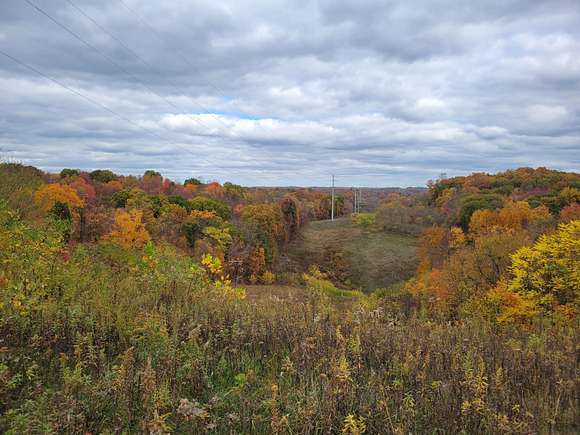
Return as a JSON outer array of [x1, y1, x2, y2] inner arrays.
[[188, 196, 231, 220], [351, 212, 376, 228], [184, 177, 202, 186], [507, 220, 579, 315], [59, 168, 80, 178], [89, 169, 117, 183], [34, 183, 84, 214], [241, 204, 284, 264], [459, 193, 503, 230], [105, 208, 151, 250], [0, 163, 44, 217]]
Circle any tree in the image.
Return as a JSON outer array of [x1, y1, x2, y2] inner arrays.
[[560, 203, 580, 223], [142, 170, 163, 195], [188, 196, 231, 220], [203, 182, 225, 199], [105, 209, 151, 249], [224, 182, 245, 201], [184, 177, 202, 186], [459, 194, 503, 230], [183, 210, 223, 249], [143, 170, 161, 178], [34, 184, 84, 214], [241, 204, 284, 264], [280, 195, 300, 242], [508, 220, 579, 312], [60, 168, 80, 178], [89, 169, 117, 183]]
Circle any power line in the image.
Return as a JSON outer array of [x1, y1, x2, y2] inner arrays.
[[25, 0, 230, 133], [60, 4, 234, 141], [64, 0, 230, 131], [20, 0, 264, 183], [0, 48, 220, 171], [116, 0, 229, 98]]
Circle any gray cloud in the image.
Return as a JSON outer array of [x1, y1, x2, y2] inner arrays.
[[1, 0, 579, 186]]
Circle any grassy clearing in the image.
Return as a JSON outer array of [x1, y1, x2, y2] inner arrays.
[[284, 217, 417, 291]]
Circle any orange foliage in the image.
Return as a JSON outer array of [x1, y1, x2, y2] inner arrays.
[[105, 209, 151, 249], [559, 203, 580, 222], [203, 182, 224, 199], [487, 280, 539, 325], [418, 225, 447, 270], [34, 183, 84, 213], [469, 201, 551, 235]]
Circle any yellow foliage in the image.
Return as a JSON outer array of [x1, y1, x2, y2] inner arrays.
[[34, 183, 84, 212], [190, 209, 219, 220], [508, 220, 580, 315], [105, 209, 151, 249], [342, 414, 366, 434], [448, 226, 466, 249], [260, 270, 276, 285], [558, 187, 580, 204], [487, 280, 539, 324]]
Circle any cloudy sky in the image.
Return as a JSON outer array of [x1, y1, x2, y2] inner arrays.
[[1, 0, 579, 186]]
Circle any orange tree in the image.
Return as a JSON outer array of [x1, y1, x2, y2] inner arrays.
[[105, 208, 151, 249]]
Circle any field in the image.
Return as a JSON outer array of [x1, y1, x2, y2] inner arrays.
[[284, 218, 417, 290]]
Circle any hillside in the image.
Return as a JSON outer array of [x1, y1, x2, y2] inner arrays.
[[283, 218, 417, 290]]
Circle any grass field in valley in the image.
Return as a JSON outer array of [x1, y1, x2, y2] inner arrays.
[[284, 218, 418, 291]]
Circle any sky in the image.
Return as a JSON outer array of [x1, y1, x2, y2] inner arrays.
[[1, 0, 579, 187]]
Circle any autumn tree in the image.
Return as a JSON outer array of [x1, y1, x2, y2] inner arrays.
[[508, 220, 579, 314], [203, 182, 225, 199], [280, 195, 300, 242], [559, 203, 580, 223], [241, 203, 284, 264], [184, 177, 202, 186], [105, 209, 151, 249], [141, 170, 163, 195], [188, 196, 231, 220], [60, 168, 80, 178], [34, 183, 84, 220]]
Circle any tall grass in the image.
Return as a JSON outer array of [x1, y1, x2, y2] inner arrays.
[[0, 204, 577, 434]]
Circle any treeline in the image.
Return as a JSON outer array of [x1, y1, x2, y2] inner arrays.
[[0, 163, 349, 283]]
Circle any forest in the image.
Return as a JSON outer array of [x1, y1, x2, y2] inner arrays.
[[0, 163, 578, 434]]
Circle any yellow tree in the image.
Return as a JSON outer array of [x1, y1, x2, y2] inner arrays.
[[34, 183, 84, 214], [508, 220, 580, 315], [105, 209, 151, 249]]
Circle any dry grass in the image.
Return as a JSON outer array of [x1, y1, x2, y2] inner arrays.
[[245, 284, 307, 303]]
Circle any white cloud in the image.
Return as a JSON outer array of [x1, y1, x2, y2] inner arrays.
[[0, 0, 578, 186]]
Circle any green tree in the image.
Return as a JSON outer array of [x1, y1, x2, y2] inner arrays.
[[188, 196, 231, 220]]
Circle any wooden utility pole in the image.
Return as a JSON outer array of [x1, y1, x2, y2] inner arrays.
[[331, 174, 335, 221]]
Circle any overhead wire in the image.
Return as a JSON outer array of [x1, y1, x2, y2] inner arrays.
[[20, 0, 263, 182], [25, 0, 229, 132], [0, 48, 227, 174]]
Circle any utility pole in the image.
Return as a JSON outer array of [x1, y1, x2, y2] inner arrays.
[[353, 188, 357, 214], [331, 174, 335, 221]]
